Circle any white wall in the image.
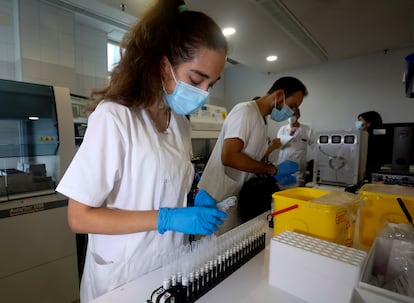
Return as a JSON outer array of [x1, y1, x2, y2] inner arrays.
[[3, 0, 414, 131], [0, 0, 19, 80], [0, 0, 108, 97], [223, 47, 414, 136]]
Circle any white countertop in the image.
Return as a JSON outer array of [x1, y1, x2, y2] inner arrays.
[[90, 229, 306, 303]]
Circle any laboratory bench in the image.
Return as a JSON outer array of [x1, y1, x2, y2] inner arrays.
[[90, 226, 307, 303], [89, 184, 414, 303], [89, 228, 411, 303]]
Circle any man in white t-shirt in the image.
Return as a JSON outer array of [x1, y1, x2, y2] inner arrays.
[[277, 107, 316, 187], [198, 76, 308, 234]]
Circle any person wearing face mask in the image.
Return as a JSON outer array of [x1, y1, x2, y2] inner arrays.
[[277, 107, 316, 187], [197, 76, 308, 234], [55, 1, 228, 302], [355, 110, 383, 133], [355, 111, 383, 180]]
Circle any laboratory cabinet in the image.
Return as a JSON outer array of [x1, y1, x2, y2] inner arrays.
[[0, 194, 79, 303]]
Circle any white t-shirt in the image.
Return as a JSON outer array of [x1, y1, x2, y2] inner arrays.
[[56, 101, 194, 302], [277, 122, 316, 173], [198, 101, 268, 201]]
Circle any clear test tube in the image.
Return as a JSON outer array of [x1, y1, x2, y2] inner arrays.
[[180, 244, 191, 302], [200, 237, 209, 290], [211, 237, 218, 286], [224, 236, 232, 276], [194, 242, 203, 294], [192, 240, 200, 297]]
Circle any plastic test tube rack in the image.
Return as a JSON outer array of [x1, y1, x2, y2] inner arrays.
[[268, 231, 367, 303], [147, 218, 267, 303]]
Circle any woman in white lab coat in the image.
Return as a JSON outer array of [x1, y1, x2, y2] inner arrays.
[[56, 1, 228, 302]]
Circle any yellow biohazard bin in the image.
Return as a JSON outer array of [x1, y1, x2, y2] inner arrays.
[[358, 184, 414, 249], [272, 187, 360, 247]]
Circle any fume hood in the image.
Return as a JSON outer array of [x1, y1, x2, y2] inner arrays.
[[190, 104, 227, 139]]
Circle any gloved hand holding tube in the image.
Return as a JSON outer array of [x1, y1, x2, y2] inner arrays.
[[273, 160, 298, 186], [195, 189, 237, 211], [157, 206, 228, 235], [194, 189, 217, 208]]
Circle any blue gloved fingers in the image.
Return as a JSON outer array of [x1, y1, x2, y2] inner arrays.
[[187, 207, 227, 235], [276, 160, 298, 176], [194, 189, 217, 208], [157, 206, 228, 235], [201, 207, 228, 225]]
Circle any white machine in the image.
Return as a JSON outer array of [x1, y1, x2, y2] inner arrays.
[[190, 104, 227, 139], [314, 130, 368, 186], [0, 80, 79, 303]]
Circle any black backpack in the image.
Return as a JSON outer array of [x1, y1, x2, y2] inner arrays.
[[238, 175, 280, 222]]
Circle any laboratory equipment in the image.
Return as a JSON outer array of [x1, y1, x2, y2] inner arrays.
[[367, 123, 414, 184], [314, 130, 368, 186], [190, 104, 227, 171], [71, 94, 91, 146], [190, 104, 227, 139], [0, 79, 79, 302], [189, 104, 227, 205], [0, 79, 75, 202]]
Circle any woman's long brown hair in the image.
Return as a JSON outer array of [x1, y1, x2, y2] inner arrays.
[[90, 0, 228, 111]]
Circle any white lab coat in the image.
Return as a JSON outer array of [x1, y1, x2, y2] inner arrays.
[[56, 101, 194, 302], [277, 122, 315, 182]]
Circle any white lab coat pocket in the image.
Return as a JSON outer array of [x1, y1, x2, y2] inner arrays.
[[80, 251, 129, 303]]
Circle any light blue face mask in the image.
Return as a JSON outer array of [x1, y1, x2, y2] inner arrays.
[[355, 120, 363, 130], [270, 94, 293, 122], [163, 64, 209, 115]]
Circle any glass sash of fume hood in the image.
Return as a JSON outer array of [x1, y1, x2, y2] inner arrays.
[[0, 80, 59, 202]]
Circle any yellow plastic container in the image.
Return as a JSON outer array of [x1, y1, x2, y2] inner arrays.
[[272, 187, 359, 247], [358, 184, 414, 248]]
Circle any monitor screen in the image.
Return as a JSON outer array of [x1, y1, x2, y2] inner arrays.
[[368, 123, 414, 174]]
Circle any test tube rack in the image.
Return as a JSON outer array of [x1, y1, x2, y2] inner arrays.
[[147, 218, 267, 303], [268, 230, 367, 303]]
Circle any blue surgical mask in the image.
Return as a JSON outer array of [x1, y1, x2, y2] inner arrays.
[[270, 94, 293, 122], [163, 64, 209, 115], [355, 120, 363, 130]]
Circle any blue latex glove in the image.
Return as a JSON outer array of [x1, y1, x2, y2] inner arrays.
[[276, 160, 298, 175], [273, 160, 298, 186], [157, 206, 228, 235], [194, 189, 217, 208]]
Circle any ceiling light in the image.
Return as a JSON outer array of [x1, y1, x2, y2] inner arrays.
[[222, 27, 236, 37], [266, 55, 278, 62], [28, 116, 39, 120]]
